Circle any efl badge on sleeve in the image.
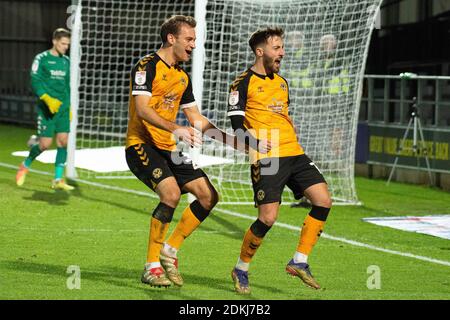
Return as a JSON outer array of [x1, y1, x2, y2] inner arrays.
[[229, 91, 239, 106], [31, 60, 39, 73], [135, 71, 146, 85]]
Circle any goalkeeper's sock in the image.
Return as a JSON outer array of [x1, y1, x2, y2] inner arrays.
[[166, 200, 210, 250], [296, 206, 330, 255], [24, 144, 43, 168], [146, 217, 170, 263], [55, 147, 67, 180], [239, 219, 271, 263]]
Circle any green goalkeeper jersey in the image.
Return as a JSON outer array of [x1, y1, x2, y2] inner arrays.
[[30, 50, 70, 109]]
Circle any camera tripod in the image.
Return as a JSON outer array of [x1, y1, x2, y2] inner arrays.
[[387, 97, 434, 186]]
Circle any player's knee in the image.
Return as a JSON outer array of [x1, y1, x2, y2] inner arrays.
[[250, 219, 272, 237], [152, 202, 175, 223], [39, 142, 50, 151], [56, 137, 68, 148], [160, 189, 181, 207], [320, 197, 332, 209], [197, 187, 218, 211], [258, 215, 277, 227], [310, 194, 332, 208], [190, 200, 211, 222]]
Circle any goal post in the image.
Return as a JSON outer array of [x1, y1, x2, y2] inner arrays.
[[68, 0, 382, 205], [67, 1, 82, 179]]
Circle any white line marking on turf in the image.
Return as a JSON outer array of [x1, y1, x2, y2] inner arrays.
[[214, 208, 450, 267], [0, 162, 159, 199], [1, 161, 449, 267]]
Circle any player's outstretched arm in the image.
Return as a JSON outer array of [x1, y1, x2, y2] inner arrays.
[[183, 104, 245, 151], [134, 95, 201, 147], [229, 114, 271, 154]]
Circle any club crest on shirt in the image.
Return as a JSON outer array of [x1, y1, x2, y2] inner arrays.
[[280, 83, 287, 91], [152, 168, 163, 179], [229, 91, 239, 106], [135, 71, 146, 85], [180, 77, 187, 86]]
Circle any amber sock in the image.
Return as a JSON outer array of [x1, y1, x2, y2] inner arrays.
[[166, 200, 210, 250], [297, 206, 330, 256], [146, 217, 170, 263], [238, 219, 271, 264]]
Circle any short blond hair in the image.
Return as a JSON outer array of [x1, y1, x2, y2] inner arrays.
[[52, 28, 71, 40]]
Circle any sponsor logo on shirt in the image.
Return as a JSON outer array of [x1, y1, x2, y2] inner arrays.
[[162, 92, 177, 110], [267, 98, 285, 113], [50, 70, 66, 77]]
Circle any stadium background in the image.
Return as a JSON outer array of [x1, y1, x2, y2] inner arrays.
[[1, 0, 449, 188]]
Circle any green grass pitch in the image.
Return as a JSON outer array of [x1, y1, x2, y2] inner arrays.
[[0, 124, 449, 300]]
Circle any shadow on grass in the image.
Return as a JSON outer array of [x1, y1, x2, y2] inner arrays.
[[182, 272, 285, 297], [22, 190, 70, 206], [1, 259, 201, 299], [199, 213, 247, 240], [65, 179, 152, 217], [0, 260, 288, 299]]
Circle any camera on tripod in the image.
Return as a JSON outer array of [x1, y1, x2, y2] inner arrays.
[[387, 96, 434, 186]]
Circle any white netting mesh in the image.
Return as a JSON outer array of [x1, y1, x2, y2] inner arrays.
[[73, 0, 195, 154], [71, 0, 381, 205]]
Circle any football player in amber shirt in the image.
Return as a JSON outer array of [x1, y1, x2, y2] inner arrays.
[[228, 27, 332, 294], [125, 15, 237, 288]]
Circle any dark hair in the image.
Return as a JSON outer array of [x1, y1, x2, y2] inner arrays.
[[160, 15, 196, 43], [52, 28, 71, 40], [248, 27, 284, 53]]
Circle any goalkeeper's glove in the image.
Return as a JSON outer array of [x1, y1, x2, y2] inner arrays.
[[40, 93, 62, 114]]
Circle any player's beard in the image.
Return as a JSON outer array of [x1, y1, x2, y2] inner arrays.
[[263, 55, 281, 74]]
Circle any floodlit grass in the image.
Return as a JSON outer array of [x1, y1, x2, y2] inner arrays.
[[0, 124, 449, 299]]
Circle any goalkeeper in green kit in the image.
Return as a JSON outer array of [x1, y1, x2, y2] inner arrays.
[[16, 28, 74, 191]]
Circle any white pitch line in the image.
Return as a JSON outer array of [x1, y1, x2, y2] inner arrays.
[[0, 162, 158, 199], [214, 208, 450, 267], [1, 161, 449, 267]]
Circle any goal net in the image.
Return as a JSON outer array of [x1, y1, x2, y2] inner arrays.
[[69, 0, 382, 205]]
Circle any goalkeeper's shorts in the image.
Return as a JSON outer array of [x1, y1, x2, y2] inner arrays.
[[37, 102, 70, 137], [250, 154, 326, 206], [125, 143, 207, 193]]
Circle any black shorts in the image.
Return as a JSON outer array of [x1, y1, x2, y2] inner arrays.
[[250, 154, 326, 206], [125, 143, 207, 193]]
